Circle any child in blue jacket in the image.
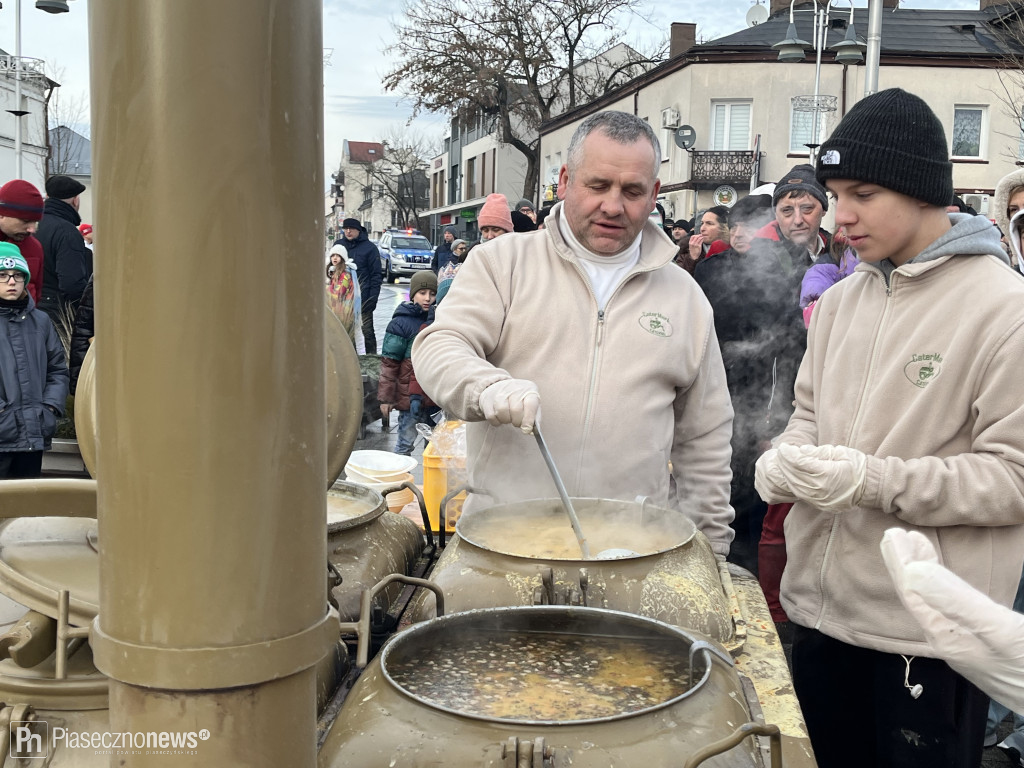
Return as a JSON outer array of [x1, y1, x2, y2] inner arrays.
[[378, 270, 438, 455]]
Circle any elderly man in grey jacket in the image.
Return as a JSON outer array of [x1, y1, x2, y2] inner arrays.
[[413, 111, 735, 556]]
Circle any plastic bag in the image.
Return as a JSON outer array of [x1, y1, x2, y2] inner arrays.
[[416, 412, 466, 461]]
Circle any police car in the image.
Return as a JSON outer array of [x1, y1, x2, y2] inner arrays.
[[378, 228, 434, 282]]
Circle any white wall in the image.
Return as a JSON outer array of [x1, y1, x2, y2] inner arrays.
[[0, 73, 49, 189]]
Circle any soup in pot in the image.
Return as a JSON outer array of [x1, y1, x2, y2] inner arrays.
[[386, 630, 691, 721]]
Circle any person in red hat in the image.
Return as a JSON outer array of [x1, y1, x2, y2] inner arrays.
[[0, 180, 45, 303]]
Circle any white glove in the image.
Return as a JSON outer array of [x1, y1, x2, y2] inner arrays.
[[754, 448, 798, 504], [881, 528, 1024, 712], [478, 379, 541, 434], [776, 443, 867, 513]]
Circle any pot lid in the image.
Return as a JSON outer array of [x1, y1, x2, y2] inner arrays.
[[0, 518, 99, 626]]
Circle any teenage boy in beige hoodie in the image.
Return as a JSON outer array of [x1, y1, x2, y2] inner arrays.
[[756, 88, 1024, 768]]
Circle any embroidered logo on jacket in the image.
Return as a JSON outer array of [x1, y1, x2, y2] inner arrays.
[[904, 353, 943, 388], [639, 312, 672, 337]]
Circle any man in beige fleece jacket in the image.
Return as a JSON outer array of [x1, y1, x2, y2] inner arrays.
[[412, 111, 735, 557], [756, 88, 1024, 768]]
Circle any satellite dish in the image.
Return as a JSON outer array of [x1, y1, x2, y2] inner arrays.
[[746, 4, 769, 26]]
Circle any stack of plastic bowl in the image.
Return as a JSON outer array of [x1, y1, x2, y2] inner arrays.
[[344, 450, 418, 512]]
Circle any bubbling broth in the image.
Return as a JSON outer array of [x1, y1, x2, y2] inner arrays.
[[465, 512, 682, 559], [386, 631, 691, 721]]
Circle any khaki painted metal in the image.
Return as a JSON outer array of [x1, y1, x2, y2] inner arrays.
[[401, 498, 818, 767], [406, 498, 736, 645], [87, 1, 335, 766], [76, 306, 362, 486], [320, 606, 764, 768], [727, 566, 819, 768], [326, 482, 424, 621]]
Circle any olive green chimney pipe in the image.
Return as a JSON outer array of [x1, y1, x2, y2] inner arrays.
[[87, 2, 335, 765]]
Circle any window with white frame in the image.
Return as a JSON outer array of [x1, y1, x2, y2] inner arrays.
[[790, 100, 814, 153], [710, 101, 751, 151], [951, 105, 986, 158]]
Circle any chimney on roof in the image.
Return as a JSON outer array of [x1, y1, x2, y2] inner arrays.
[[770, 0, 897, 15], [670, 22, 696, 58], [769, 0, 819, 15]]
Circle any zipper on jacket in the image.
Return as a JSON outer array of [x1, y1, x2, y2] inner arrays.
[[575, 309, 606, 483], [814, 270, 897, 631], [566, 254, 665, 487]]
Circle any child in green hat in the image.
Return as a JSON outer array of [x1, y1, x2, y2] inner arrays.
[[0, 241, 69, 478]]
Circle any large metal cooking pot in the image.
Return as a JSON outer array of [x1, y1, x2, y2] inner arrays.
[[405, 497, 736, 645], [327, 481, 424, 621], [0, 608, 348, 765], [319, 605, 776, 768]]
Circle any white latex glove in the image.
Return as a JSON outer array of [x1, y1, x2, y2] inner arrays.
[[478, 379, 541, 434], [776, 443, 867, 513], [754, 448, 798, 504], [881, 528, 1024, 712]]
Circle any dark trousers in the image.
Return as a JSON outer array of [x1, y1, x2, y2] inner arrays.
[[792, 625, 988, 768], [0, 451, 44, 479], [361, 309, 377, 355]]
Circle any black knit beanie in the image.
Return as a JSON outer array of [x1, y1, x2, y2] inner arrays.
[[774, 163, 829, 212], [816, 88, 952, 208]]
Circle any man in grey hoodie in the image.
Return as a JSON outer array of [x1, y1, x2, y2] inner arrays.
[[756, 88, 1024, 768]]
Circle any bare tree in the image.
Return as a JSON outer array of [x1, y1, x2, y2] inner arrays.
[[971, 5, 1024, 165], [362, 128, 441, 230], [383, 0, 664, 199], [43, 63, 90, 177]]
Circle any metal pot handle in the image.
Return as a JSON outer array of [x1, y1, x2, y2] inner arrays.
[[338, 574, 445, 669], [683, 722, 783, 768], [687, 639, 734, 689]]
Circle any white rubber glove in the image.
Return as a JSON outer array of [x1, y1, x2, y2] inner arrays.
[[478, 379, 541, 434], [776, 443, 867, 513], [881, 528, 1024, 712], [754, 448, 798, 504]]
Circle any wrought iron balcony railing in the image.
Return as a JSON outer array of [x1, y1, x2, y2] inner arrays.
[[688, 150, 756, 189], [0, 56, 48, 82]]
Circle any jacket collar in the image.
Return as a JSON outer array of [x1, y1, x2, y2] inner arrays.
[[545, 201, 678, 271], [44, 197, 82, 226]]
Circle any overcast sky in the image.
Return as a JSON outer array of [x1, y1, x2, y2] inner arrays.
[[2, 0, 977, 178]]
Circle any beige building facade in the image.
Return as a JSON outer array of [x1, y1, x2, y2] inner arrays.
[[541, 2, 1024, 228]]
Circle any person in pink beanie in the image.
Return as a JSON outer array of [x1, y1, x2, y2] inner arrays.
[[477, 193, 512, 241]]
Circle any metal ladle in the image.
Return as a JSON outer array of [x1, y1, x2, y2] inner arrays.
[[532, 425, 641, 561], [533, 425, 591, 559]]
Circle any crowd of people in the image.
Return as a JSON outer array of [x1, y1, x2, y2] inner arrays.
[[0, 176, 95, 480], [6, 87, 1024, 768], [362, 94, 1024, 768]]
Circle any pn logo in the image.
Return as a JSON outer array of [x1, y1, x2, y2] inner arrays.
[[904, 353, 943, 388], [638, 312, 672, 337], [11, 720, 48, 759]]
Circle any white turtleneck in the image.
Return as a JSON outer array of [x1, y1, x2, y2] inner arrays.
[[557, 214, 642, 311]]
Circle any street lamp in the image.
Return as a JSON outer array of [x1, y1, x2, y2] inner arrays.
[[773, 0, 866, 157], [6, 0, 71, 178]]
